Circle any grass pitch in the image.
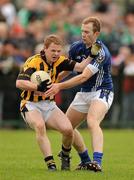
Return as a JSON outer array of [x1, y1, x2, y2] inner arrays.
[[0, 129, 134, 180]]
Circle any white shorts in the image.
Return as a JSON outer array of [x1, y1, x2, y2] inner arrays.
[[21, 100, 58, 122], [70, 90, 114, 113]]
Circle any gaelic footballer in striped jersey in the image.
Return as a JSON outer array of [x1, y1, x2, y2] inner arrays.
[[16, 34, 91, 171]]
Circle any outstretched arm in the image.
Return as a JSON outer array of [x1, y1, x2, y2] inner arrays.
[[57, 71, 71, 82], [73, 56, 92, 72], [45, 67, 93, 97]]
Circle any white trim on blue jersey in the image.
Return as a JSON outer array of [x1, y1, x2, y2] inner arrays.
[[91, 68, 104, 91], [87, 64, 99, 74]]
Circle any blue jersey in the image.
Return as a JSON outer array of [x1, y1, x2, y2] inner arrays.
[[69, 40, 113, 92]]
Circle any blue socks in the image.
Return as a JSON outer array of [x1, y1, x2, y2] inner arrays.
[[78, 150, 103, 166], [78, 149, 91, 163], [93, 152, 103, 166]]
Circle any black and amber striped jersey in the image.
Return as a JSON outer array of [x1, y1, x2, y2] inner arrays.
[[17, 51, 76, 103]]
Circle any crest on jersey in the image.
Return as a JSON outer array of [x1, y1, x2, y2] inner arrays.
[[96, 54, 104, 63]]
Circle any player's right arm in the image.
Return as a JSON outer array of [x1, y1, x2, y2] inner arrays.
[[16, 57, 48, 92], [16, 57, 38, 91], [16, 79, 38, 91], [16, 79, 50, 92]]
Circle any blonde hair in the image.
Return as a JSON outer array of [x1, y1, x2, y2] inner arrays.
[[44, 34, 63, 48], [82, 17, 101, 33]]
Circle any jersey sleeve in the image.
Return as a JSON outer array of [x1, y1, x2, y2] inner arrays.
[[17, 57, 36, 80], [68, 41, 84, 63], [87, 48, 106, 74], [69, 42, 78, 60], [58, 58, 76, 71]]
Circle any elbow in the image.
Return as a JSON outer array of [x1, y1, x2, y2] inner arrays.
[[16, 80, 20, 88], [16, 80, 23, 89]]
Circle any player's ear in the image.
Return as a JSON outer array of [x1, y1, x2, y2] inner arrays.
[[95, 31, 100, 37]]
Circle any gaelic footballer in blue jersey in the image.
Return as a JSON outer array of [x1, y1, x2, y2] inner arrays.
[[69, 39, 113, 92], [45, 17, 114, 172]]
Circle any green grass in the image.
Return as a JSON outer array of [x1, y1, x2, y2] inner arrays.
[[0, 129, 134, 180]]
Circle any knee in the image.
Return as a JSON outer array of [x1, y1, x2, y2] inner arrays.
[[62, 126, 73, 138], [35, 122, 45, 135], [87, 119, 99, 130]]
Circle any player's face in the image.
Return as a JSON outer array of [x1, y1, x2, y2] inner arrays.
[[45, 43, 62, 64], [81, 23, 99, 48]]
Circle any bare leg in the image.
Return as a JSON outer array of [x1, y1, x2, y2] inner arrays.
[[46, 107, 74, 170], [73, 129, 87, 153], [24, 110, 57, 171], [25, 110, 52, 157], [66, 107, 87, 153], [46, 108, 73, 149], [87, 100, 107, 153], [65, 106, 92, 167], [86, 100, 108, 171]]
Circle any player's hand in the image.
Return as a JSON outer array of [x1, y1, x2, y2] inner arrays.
[[37, 79, 52, 92], [90, 42, 102, 58], [45, 83, 60, 97]]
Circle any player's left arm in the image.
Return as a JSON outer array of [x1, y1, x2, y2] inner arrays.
[[58, 66, 93, 89], [58, 49, 107, 88], [45, 67, 93, 97]]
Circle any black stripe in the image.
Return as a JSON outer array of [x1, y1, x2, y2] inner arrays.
[[40, 62, 44, 70], [38, 96, 43, 101], [29, 91, 34, 101], [62, 145, 71, 152], [23, 91, 28, 99], [25, 68, 36, 76], [21, 106, 28, 113], [44, 156, 54, 162], [58, 59, 76, 71], [17, 75, 30, 80], [22, 95, 54, 102]]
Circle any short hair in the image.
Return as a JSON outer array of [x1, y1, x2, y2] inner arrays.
[[44, 34, 63, 48], [82, 17, 101, 33]]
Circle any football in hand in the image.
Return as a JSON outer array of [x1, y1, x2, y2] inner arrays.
[[30, 71, 51, 85]]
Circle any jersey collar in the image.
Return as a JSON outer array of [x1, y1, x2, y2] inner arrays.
[[40, 50, 54, 68]]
